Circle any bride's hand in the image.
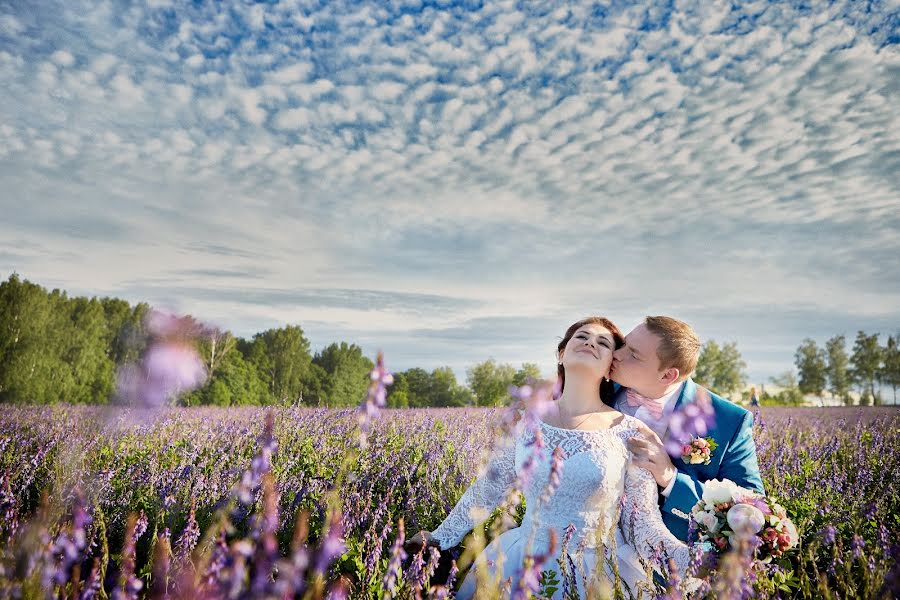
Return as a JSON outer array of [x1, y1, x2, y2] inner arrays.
[[404, 530, 440, 554]]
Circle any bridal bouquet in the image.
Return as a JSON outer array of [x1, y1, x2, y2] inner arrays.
[[691, 479, 799, 561]]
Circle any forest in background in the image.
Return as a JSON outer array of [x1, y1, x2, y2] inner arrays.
[[1, 273, 897, 407]]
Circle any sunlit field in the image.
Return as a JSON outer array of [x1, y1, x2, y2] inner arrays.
[[1, 405, 898, 599]]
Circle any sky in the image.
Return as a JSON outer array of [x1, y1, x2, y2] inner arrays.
[[1, 0, 898, 385]]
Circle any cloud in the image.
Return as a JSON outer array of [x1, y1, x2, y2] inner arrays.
[[0, 0, 898, 381]]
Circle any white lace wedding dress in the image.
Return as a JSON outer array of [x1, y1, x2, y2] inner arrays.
[[431, 413, 690, 598]]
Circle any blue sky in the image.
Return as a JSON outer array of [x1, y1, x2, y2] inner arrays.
[[1, 0, 898, 385]]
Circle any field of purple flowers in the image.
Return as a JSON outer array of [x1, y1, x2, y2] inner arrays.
[[1, 405, 898, 599]]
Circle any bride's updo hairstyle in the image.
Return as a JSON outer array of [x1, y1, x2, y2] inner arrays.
[[556, 316, 625, 408]]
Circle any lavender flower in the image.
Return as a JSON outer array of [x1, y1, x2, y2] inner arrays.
[[382, 518, 408, 597], [175, 504, 200, 560], [665, 387, 717, 457], [358, 352, 393, 449], [540, 446, 566, 505], [313, 510, 346, 576], [112, 514, 144, 600], [820, 524, 837, 545], [0, 471, 18, 540]]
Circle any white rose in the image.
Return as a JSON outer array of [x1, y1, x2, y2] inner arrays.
[[694, 510, 721, 533], [726, 503, 766, 534], [783, 520, 799, 548], [689, 454, 706, 464], [702, 479, 739, 505]]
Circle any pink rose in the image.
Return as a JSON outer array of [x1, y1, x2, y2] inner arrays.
[[695, 438, 709, 449], [682, 444, 694, 456]]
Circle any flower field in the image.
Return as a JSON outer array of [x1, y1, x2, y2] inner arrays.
[[1, 405, 898, 599]]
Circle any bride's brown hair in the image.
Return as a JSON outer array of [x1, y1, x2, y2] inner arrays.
[[557, 316, 625, 407]]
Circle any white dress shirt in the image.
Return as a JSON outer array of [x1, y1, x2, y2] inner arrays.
[[615, 382, 684, 497]]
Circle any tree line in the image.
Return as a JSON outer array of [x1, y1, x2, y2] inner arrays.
[[794, 333, 900, 405], [2, 274, 896, 407], [0, 274, 538, 407]]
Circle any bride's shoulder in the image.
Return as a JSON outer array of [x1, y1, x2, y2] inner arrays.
[[614, 413, 645, 435]]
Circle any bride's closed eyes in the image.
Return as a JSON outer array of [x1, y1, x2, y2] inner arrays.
[[575, 333, 613, 349]]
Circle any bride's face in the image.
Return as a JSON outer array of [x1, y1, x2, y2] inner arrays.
[[559, 324, 615, 379]]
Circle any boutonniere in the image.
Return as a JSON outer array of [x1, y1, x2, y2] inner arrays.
[[680, 436, 718, 465]]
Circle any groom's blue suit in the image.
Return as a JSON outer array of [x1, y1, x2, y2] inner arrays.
[[616, 378, 766, 542]]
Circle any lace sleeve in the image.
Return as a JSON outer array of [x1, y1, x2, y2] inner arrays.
[[431, 432, 518, 550], [620, 438, 690, 578]]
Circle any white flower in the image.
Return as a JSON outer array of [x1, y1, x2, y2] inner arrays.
[[702, 479, 740, 505], [694, 510, 721, 533], [783, 520, 799, 548], [689, 453, 706, 464], [726, 503, 767, 534]]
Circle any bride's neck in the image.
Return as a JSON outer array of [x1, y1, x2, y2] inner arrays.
[[557, 373, 607, 415]]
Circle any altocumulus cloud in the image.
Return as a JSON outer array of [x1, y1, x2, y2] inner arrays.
[[0, 0, 898, 381]]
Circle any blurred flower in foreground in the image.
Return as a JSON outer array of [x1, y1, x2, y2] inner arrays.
[[666, 387, 716, 457], [358, 351, 393, 449], [115, 309, 208, 407]]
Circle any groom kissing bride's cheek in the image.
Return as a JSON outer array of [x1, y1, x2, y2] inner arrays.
[[408, 315, 749, 599], [610, 316, 766, 542]]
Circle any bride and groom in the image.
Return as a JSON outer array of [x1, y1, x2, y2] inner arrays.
[[407, 315, 765, 598]]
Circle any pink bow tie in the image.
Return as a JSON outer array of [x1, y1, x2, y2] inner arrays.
[[625, 389, 667, 420]]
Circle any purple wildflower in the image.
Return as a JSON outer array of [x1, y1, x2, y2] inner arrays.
[[357, 352, 393, 449], [540, 446, 566, 504], [0, 471, 18, 540], [80, 558, 102, 600], [175, 504, 200, 560], [821, 524, 837, 545], [313, 510, 346, 576], [665, 387, 716, 457], [383, 518, 408, 597], [112, 514, 144, 600], [512, 529, 557, 600]]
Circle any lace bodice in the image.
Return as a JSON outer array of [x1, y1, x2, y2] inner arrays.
[[431, 413, 689, 576]]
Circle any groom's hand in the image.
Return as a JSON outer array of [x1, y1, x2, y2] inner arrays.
[[628, 424, 676, 490]]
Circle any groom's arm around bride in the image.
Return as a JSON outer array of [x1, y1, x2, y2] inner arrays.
[[611, 316, 765, 542]]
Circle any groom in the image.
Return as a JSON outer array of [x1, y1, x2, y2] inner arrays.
[[610, 316, 765, 542]]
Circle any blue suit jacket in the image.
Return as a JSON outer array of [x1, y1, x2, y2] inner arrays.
[[620, 379, 766, 542]]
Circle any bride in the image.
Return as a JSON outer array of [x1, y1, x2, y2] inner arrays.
[[407, 316, 692, 598]]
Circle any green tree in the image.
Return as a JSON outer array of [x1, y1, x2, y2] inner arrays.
[[0, 275, 61, 404], [386, 371, 409, 408], [403, 368, 432, 408], [512, 363, 543, 387], [313, 342, 373, 407], [850, 331, 883, 405], [61, 296, 115, 403], [794, 338, 827, 398], [244, 325, 312, 404], [299, 363, 329, 406], [428, 367, 457, 407], [765, 371, 805, 406], [100, 298, 149, 365], [825, 335, 852, 405], [197, 328, 237, 382], [466, 359, 516, 406], [882, 335, 900, 405], [184, 346, 268, 406], [694, 340, 747, 397]]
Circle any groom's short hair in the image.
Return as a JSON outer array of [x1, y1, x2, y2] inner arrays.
[[644, 316, 701, 381]]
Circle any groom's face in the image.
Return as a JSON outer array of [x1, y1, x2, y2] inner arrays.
[[610, 324, 664, 390]]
